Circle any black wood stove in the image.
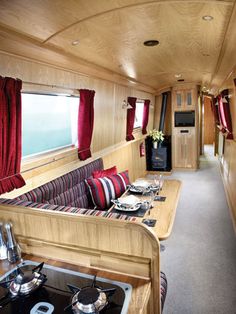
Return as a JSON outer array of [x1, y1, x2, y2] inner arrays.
[[0, 261, 132, 314]]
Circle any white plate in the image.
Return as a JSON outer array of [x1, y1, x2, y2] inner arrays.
[[118, 195, 140, 206], [114, 203, 140, 212], [129, 186, 144, 194], [132, 180, 150, 188]]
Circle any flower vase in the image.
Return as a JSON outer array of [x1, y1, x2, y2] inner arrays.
[[153, 141, 158, 149]]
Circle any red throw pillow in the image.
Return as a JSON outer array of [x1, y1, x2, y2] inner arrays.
[[86, 170, 130, 209], [92, 166, 117, 179]]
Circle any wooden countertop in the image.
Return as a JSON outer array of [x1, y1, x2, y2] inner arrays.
[[0, 254, 151, 314]]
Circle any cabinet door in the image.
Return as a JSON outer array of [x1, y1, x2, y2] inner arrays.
[[185, 129, 197, 168], [173, 128, 197, 169], [173, 90, 185, 111], [173, 130, 186, 168], [184, 89, 196, 110]]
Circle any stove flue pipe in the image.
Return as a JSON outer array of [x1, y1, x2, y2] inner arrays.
[[159, 92, 168, 133]]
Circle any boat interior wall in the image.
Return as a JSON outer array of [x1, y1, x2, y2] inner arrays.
[[219, 70, 236, 230], [0, 52, 154, 198], [203, 97, 215, 145]]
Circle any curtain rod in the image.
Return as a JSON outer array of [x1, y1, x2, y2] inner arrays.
[[22, 80, 79, 92]]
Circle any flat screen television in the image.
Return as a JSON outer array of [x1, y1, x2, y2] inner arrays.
[[174, 111, 195, 127]]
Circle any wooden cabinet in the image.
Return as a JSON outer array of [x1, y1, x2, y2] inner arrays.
[[172, 85, 199, 170], [172, 128, 197, 169], [173, 88, 196, 111]]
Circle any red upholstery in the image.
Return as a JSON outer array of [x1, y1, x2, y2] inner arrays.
[[92, 166, 117, 178], [86, 171, 130, 209]]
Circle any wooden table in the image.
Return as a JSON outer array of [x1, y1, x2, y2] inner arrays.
[[115, 179, 182, 241]]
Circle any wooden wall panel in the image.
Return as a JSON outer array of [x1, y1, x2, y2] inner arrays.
[[219, 71, 236, 229], [0, 204, 161, 313], [0, 52, 154, 150], [0, 52, 154, 198], [203, 97, 215, 144], [221, 140, 236, 230]]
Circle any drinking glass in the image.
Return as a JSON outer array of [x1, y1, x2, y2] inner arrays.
[[142, 190, 155, 213], [154, 174, 163, 191]]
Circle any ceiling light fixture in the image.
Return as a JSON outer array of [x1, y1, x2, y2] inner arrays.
[[143, 40, 159, 47], [71, 40, 80, 46], [202, 15, 213, 21], [175, 74, 182, 78]]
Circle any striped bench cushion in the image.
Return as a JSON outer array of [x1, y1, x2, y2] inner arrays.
[[0, 198, 137, 221], [160, 271, 168, 311], [15, 158, 104, 208]]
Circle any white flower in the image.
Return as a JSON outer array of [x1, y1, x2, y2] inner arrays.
[[149, 129, 164, 142]]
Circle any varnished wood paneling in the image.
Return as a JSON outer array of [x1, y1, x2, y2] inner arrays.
[[203, 97, 215, 144], [218, 71, 236, 229], [220, 140, 236, 230], [0, 52, 154, 198], [0, 204, 161, 313]]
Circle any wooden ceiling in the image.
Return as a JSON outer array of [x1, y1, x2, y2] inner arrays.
[[0, 0, 236, 93]]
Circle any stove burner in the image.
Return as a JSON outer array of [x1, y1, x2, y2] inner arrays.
[[0, 262, 47, 306], [72, 287, 107, 313], [77, 287, 100, 304], [65, 276, 116, 314]]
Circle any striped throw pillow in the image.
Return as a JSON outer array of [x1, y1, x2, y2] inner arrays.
[[86, 171, 130, 209]]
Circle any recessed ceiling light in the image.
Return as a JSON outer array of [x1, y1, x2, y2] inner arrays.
[[71, 40, 80, 46], [202, 15, 213, 21], [143, 40, 159, 47], [175, 74, 182, 78]]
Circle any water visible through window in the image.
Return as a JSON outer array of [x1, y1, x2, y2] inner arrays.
[[134, 101, 144, 128], [22, 93, 79, 157]]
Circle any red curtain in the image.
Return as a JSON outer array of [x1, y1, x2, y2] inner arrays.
[[126, 97, 137, 141], [142, 99, 150, 134], [0, 77, 25, 195], [217, 95, 225, 133], [78, 89, 95, 160], [218, 91, 233, 139]]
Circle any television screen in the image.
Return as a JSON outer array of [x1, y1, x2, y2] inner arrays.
[[175, 111, 195, 127]]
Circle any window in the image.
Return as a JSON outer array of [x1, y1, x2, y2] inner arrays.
[[22, 93, 79, 158], [134, 101, 144, 128]]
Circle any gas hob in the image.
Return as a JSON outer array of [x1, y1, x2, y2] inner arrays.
[[0, 261, 132, 314]]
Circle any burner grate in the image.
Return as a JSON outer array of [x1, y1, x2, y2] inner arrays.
[[0, 261, 132, 314], [0, 262, 47, 306]]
